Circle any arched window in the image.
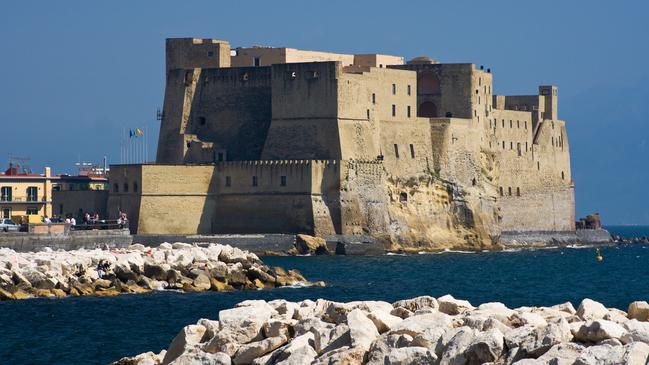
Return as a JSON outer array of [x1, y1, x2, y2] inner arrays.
[[399, 192, 408, 203], [133, 182, 138, 193], [123, 183, 129, 193], [417, 73, 441, 94], [418, 102, 439, 118], [113, 183, 119, 193]]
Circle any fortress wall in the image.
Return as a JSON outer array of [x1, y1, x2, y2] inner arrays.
[[107, 164, 217, 235], [212, 160, 341, 235], [262, 62, 342, 160], [337, 67, 418, 161], [379, 118, 433, 177], [185, 67, 272, 161], [391, 63, 475, 120]]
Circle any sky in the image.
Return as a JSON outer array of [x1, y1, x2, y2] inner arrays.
[[0, 1, 647, 224]]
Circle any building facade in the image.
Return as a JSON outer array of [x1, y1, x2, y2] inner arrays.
[[108, 38, 575, 249], [0, 165, 53, 221]]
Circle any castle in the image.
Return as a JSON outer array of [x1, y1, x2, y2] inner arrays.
[[107, 38, 574, 250]]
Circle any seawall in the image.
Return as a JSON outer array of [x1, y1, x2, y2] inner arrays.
[[500, 229, 612, 247], [0, 229, 133, 252]]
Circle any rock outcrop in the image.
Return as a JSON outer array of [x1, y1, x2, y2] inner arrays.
[[111, 297, 649, 365], [0, 244, 319, 300]]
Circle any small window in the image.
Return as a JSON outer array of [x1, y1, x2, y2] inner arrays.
[[517, 143, 522, 157], [367, 109, 370, 119], [499, 187, 503, 196], [289, 71, 297, 79], [133, 182, 138, 193], [392, 104, 396, 117], [280, 176, 287, 186], [516, 187, 521, 196], [407, 85, 411, 96], [409, 144, 415, 158], [392, 84, 396, 94], [517, 120, 520, 128], [207, 51, 214, 57], [561, 171, 565, 180], [537, 161, 540, 170], [26, 207, 38, 215], [217, 152, 224, 162], [407, 106, 411, 118], [225, 176, 231, 187], [113, 183, 119, 193], [394, 144, 399, 159], [252, 176, 258, 187], [502, 141, 505, 149], [123, 183, 129, 193], [372, 93, 376, 104], [399, 192, 408, 203], [472, 178, 477, 186], [525, 121, 528, 129], [502, 119, 505, 128], [510, 142, 513, 150], [199, 117, 206, 126], [307, 71, 319, 79], [510, 120, 513, 128], [508, 187, 512, 196], [526, 142, 528, 151], [253, 57, 261, 67]]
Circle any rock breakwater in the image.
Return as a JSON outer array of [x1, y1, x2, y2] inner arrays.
[[113, 296, 649, 365], [0, 243, 317, 300]]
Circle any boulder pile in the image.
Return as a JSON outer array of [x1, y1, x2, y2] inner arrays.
[[112, 296, 649, 365], [0, 243, 318, 300]]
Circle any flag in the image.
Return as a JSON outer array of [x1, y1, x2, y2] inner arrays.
[[135, 128, 144, 137], [129, 130, 134, 138]]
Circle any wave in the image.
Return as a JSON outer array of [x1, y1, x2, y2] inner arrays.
[[565, 244, 595, 249], [385, 252, 408, 256]]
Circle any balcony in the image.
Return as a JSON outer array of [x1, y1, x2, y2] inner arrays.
[[0, 197, 50, 204]]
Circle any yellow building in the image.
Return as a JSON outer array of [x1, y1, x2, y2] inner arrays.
[[0, 164, 53, 221]]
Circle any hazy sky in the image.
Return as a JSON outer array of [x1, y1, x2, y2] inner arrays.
[[1, 1, 647, 224]]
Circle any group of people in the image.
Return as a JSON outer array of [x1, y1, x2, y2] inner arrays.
[[83, 212, 101, 224]]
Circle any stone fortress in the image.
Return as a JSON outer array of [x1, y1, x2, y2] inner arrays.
[[107, 38, 575, 250]]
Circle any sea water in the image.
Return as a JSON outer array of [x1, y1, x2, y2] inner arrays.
[[2, 226, 648, 365]]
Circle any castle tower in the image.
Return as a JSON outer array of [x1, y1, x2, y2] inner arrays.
[[539, 85, 558, 120], [166, 38, 231, 73]]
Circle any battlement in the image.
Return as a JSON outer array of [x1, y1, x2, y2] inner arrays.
[[216, 159, 339, 167]]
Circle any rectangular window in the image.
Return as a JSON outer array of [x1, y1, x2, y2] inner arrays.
[[516, 187, 521, 196], [26, 186, 37, 202], [253, 57, 261, 67], [392, 104, 396, 117], [525, 121, 528, 129], [367, 109, 370, 119], [510, 142, 513, 150], [394, 144, 400, 159], [499, 187, 503, 196], [407, 106, 411, 118], [526, 142, 528, 151], [217, 152, 224, 162], [409, 144, 415, 158], [2, 208, 10, 219], [26, 207, 38, 215], [502, 119, 505, 128], [392, 84, 396, 95], [372, 93, 376, 104], [207, 51, 214, 57], [252, 176, 258, 187], [0, 187, 11, 202], [517, 120, 520, 128], [280, 176, 287, 186], [510, 120, 513, 128], [508, 187, 512, 196], [225, 176, 231, 187], [517, 143, 522, 156], [502, 141, 505, 149], [407, 85, 411, 95]]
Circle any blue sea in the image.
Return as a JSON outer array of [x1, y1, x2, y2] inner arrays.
[[2, 226, 648, 365]]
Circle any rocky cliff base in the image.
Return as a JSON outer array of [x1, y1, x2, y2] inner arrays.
[[112, 296, 649, 365], [0, 243, 317, 301]]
